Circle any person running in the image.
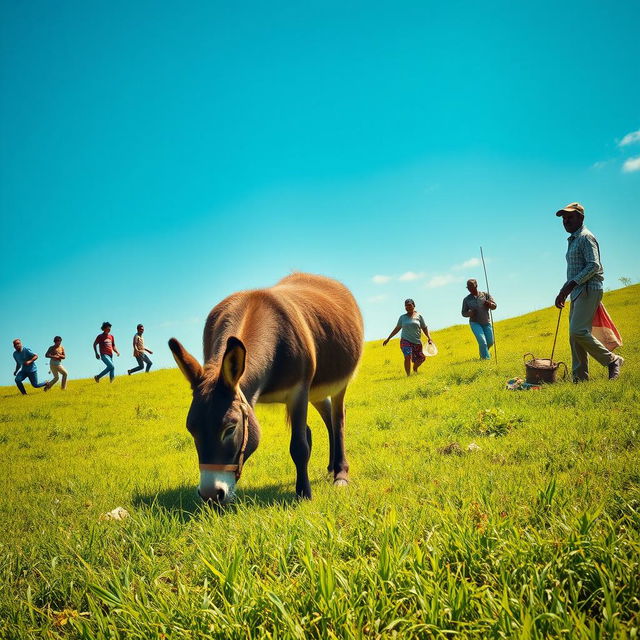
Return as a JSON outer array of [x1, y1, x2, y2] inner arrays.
[[44, 336, 68, 390], [12, 339, 49, 395], [461, 279, 497, 360], [127, 324, 153, 375], [93, 322, 120, 382], [383, 298, 433, 376], [554, 202, 623, 381]]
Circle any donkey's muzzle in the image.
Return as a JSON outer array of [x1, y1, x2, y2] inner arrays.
[[198, 487, 228, 506], [198, 469, 236, 505]]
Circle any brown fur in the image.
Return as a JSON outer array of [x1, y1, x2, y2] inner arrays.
[[170, 273, 363, 501], [199, 274, 361, 397]]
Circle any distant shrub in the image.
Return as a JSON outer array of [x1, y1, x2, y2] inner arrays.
[[135, 405, 161, 420], [27, 410, 52, 420], [447, 370, 483, 386], [438, 441, 463, 456], [48, 427, 73, 440], [475, 408, 523, 437], [402, 385, 450, 401], [165, 433, 192, 451], [95, 429, 116, 439], [0, 435, 7, 445], [375, 416, 394, 430]]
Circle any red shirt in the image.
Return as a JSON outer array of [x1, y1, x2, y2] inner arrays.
[[94, 333, 115, 356]]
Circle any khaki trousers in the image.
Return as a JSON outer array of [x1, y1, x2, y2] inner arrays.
[[569, 289, 616, 381], [50, 363, 68, 389]]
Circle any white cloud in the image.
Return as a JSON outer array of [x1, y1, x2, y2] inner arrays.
[[619, 130, 640, 147], [452, 257, 481, 271], [622, 157, 640, 173], [425, 274, 462, 289], [367, 294, 387, 303], [398, 271, 425, 281], [372, 275, 392, 284], [591, 160, 610, 170]]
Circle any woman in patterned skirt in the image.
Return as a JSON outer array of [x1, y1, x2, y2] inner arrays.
[[383, 298, 433, 376]]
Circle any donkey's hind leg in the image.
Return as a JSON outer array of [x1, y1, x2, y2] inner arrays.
[[330, 387, 349, 486], [312, 398, 334, 473]]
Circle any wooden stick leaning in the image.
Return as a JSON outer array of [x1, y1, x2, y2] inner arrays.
[[550, 307, 563, 364], [480, 246, 497, 365]]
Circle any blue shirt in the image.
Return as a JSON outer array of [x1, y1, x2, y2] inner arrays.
[[13, 347, 37, 372], [565, 225, 604, 301]]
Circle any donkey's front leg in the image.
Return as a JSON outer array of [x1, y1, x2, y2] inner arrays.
[[288, 388, 312, 499]]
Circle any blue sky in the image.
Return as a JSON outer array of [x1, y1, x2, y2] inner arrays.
[[1, 0, 639, 386]]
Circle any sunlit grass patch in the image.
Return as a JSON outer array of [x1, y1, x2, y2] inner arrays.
[[0, 285, 639, 638]]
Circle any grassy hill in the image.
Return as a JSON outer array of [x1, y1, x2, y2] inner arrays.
[[1, 285, 639, 638]]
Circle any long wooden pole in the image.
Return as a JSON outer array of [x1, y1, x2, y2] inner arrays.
[[550, 307, 562, 363], [480, 247, 497, 365]]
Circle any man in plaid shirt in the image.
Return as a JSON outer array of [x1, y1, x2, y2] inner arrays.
[[554, 202, 624, 381]]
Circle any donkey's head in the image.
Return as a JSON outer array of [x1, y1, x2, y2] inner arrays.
[[169, 336, 260, 505]]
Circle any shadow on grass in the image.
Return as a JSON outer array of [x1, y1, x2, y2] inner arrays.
[[132, 485, 202, 521], [237, 483, 299, 508], [132, 482, 299, 521]]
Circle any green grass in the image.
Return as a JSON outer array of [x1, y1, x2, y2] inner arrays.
[[1, 286, 639, 639]]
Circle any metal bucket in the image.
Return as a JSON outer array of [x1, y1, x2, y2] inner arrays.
[[523, 352, 568, 384]]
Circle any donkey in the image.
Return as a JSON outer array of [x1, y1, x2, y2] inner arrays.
[[169, 273, 363, 504]]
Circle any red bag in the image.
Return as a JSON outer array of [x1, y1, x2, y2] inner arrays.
[[592, 303, 623, 351]]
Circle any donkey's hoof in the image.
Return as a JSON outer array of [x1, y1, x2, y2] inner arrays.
[[333, 478, 348, 487]]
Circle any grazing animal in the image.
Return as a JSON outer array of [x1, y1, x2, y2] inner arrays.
[[169, 273, 363, 504]]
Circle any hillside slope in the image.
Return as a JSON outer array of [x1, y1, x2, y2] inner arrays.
[[1, 285, 639, 638]]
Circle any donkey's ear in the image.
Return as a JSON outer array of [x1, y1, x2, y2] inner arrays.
[[169, 338, 203, 389], [221, 336, 246, 390]]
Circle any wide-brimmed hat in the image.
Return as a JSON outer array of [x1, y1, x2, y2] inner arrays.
[[556, 202, 585, 216]]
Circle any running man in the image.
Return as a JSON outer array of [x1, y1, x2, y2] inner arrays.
[[12, 339, 49, 395], [45, 336, 68, 390], [127, 324, 153, 375], [93, 322, 120, 382]]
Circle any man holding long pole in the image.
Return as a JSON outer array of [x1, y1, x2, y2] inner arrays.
[[554, 202, 623, 381], [461, 278, 497, 360]]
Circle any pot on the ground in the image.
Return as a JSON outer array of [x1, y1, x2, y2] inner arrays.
[[523, 352, 567, 384]]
